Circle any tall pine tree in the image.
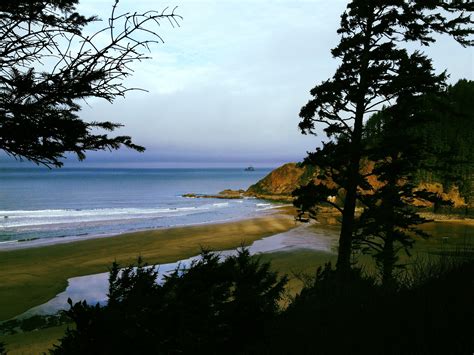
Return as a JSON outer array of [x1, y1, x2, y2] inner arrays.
[[296, 1, 473, 276], [355, 93, 447, 286]]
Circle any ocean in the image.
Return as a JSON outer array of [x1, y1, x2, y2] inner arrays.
[[0, 168, 273, 246]]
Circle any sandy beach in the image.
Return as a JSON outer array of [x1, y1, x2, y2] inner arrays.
[[0, 209, 298, 321], [1, 204, 472, 322]]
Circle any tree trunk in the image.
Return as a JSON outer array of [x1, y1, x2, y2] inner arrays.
[[382, 234, 395, 287], [382, 162, 398, 288], [336, 156, 360, 275], [335, 9, 375, 277]]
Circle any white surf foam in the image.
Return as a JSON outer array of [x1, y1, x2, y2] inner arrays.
[[0, 205, 217, 228]]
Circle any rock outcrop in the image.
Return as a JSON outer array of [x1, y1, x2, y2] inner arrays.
[[183, 162, 468, 211], [182, 163, 316, 202], [183, 189, 246, 200], [245, 163, 316, 201]]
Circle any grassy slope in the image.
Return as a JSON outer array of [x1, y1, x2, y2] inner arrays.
[[3, 220, 472, 353], [1, 249, 336, 355], [0, 214, 297, 321], [261, 249, 336, 299], [1, 325, 68, 355]]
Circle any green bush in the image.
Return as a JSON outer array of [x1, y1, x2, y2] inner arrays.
[[50, 249, 287, 355]]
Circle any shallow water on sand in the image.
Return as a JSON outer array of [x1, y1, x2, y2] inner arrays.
[[19, 223, 340, 318], [17, 221, 474, 319]]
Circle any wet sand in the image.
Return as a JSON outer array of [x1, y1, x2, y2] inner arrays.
[[2, 205, 471, 321], [0, 210, 297, 321], [21, 223, 340, 318]]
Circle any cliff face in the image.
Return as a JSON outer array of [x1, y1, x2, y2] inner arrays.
[[246, 163, 316, 199], [415, 183, 466, 208], [184, 162, 468, 210], [245, 162, 467, 209]]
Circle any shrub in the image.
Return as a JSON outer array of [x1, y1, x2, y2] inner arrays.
[[50, 249, 287, 354]]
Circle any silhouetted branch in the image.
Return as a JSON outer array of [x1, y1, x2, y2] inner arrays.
[[0, 0, 181, 167]]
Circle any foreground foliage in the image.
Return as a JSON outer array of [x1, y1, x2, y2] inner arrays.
[[277, 258, 474, 354], [44, 249, 474, 354], [296, 0, 473, 277], [0, 0, 180, 167], [50, 250, 287, 354]]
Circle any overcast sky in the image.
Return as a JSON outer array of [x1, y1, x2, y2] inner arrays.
[[4, 0, 474, 168]]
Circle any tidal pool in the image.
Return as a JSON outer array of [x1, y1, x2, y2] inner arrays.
[[19, 223, 339, 318], [18, 220, 473, 319]]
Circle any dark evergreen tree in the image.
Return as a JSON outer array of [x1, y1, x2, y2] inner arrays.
[[0, 0, 181, 167], [355, 94, 450, 286], [296, 0, 473, 276], [50, 250, 287, 354], [364, 79, 474, 213], [416, 80, 474, 210]]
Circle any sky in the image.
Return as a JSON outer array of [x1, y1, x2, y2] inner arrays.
[[3, 0, 474, 168]]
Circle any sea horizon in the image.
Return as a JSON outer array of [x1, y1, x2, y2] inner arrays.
[[0, 167, 275, 246]]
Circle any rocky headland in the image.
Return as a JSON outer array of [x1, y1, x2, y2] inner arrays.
[[183, 163, 313, 202], [183, 162, 472, 221]]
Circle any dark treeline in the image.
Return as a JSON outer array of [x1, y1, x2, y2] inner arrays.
[[49, 250, 474, 354], [277, 256, 474, 355], [365, 79, 474, 211], [50, 250, 288, 354], [293, 0, 473, 282]]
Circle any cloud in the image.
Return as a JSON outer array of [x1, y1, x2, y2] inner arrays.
[[75, 0, 351, 165], [6, 0, 472, 167]]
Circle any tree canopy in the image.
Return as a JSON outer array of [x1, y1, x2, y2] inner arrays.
[[51, 250, 287, 354], [365, 79, 474, 207], [0, 0, 181, 167], [295, 0, 473, 276]]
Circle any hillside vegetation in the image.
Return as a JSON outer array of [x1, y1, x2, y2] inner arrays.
[[246, 80, 473, 215], [364, 79, 474, 213]]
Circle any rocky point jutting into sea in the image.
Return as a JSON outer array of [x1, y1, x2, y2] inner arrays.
[[184, 162, 472, 218], [183, 163, 315, 202]]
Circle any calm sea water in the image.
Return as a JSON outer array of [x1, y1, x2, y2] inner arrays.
[[0, 168, 273, 245]]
